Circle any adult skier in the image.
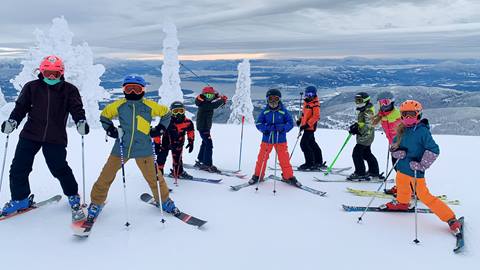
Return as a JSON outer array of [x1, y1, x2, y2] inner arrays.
[[194, 86, 227, 172], [296, 86, 324, 170], [347, 92, 382, 180], [0, 55, 89, 221], [372, 91, 402, 193], [85, 75, 177, 223], [154, 101, 195, 179], [381, 100, 463, 235], [248, 88, 301, 187]]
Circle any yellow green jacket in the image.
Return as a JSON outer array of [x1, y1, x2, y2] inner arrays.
[[100, 98, 171, 158]]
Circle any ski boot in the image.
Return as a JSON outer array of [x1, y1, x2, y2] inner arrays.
[[194, 160, 203, 168], [162, 198, 180, 215], [86, 203, 103, 223], [0, 195, 34, 217], [298, 163, 314, 171], [68, 194, 86, 222], [448, 218, 462, 236], [284, 176, 302, 187], [384, 186, 397, 196], [314, 162, 328, 170], [380, 199, 412, 211], [248, 175, 260, 185], [200, 164, 221, 173], [368, 171, 385, 180], [169, 169, 193, 180], [347, 173, 370, 181]]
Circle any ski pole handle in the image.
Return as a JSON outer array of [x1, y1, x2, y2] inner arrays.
[[324, 133, 352, 175]]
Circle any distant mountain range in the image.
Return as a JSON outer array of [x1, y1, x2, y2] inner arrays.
[[1, 57, 479, 135]]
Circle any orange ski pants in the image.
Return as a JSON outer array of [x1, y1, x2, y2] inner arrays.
[[396, 172, 455, 222], [254, 142, 294, 180]]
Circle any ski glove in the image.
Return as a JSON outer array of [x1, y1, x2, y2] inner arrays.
[[186, 140, 194, 153], [76, 119, 90, 135], [150, 124, 166, 137], [220, 95, 228, 104], [1, 119, 17, 134], [300, 124, 308, 131], [391, 149, 406, 160], [296, 119, 301, 127], [348, 122, 359, 135], [106, 125, 123, 139], [409, 150, 438, 172]]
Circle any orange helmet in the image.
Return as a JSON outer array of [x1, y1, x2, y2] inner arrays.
[[399, 100, 423, 124]]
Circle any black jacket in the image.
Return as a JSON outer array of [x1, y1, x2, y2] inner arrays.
[[195, 94, 225, 131], [9, 75, 86, 146]]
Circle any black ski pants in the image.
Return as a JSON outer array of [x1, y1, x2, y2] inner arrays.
[[9, 138, 78, 200], [155, 135, 185, 175], [352, 144, 379, 175], [197, 130, 213, 166], [300, 130, 323, 165]]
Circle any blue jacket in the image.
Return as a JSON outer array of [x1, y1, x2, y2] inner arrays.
[[394, 119, 439, 178], [255, 103, 294, 143]]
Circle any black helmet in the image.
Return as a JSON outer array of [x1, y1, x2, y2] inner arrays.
[[355, 92, 370, 104], [266, 88, 282, 98], [170, 101, 184, 110]]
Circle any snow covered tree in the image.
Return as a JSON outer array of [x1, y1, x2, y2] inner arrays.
[[10, 16, 108, 128], [228, 59, 254, 124], [158, 19, 183, 107], [0, 86, 6, 108]]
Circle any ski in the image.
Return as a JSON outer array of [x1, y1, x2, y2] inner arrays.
[[453, 217, 465, 253], [314, 177, 394, 183], [267, 175, 327, 197], [72, 218, 96, 238], [183, 164, 247, 179], [140, 193, 207, 228], [231, 182, 256, 191], [342, 204, 433, 213], [165, 175, 222, 184], [0, 195, 62, 221], [345, 188, 460, 205], [269, 166, 351, 175]]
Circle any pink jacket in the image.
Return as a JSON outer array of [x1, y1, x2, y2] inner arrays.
[[379, 108, 401, 144]]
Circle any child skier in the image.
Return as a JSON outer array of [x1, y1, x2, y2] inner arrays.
[[154, 101, 195, 179], [381, 100, 463, 235], [297, 86, 324, 171], [194, 86, 227, 172], [249, 89, 301, 187], [85, 75, 176, 223], [372, 91, 402, 193], [0, 55, 89, 221], [347, 92, 382, 181]]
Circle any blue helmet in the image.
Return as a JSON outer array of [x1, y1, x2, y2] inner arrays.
[[305, 86, 317, 97], [123, 75, 146, 87]]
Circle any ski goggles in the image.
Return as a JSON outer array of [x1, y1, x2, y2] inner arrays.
[[204, 93, 215, 100], [305, 92, 316, 98], [268, 95, 280, 102], [401, 111, 419, 119], [378, 98, 392, 106], [42, 70, 62, 80], [172, 108, 185, 115], [123, 84, 145, 95]]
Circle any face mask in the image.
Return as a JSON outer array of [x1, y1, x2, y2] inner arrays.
[[401, 117, 419, 127], [43, 78, 61, 85]]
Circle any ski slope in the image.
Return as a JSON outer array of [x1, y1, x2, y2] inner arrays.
[[0, 124, 478, 270]]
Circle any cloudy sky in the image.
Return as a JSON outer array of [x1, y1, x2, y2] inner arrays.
[[1, 0, 480, 60]]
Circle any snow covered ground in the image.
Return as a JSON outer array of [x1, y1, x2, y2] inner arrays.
[[0, 124, 478, 270]]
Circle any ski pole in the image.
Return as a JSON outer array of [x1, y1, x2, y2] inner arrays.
[[413, 170, 420, 244], [180, 62, 211, 86], [81, 136, 86, 207], [273, 131, 279, 195], [118, 136, 131, 228], [289, 92, 304, 159], [256, 132, 273, 192], [324, 133, 352, 175], [384, 145, 390, 191], [357, 159, 400, 223], [238, 116, 245, 171], [0, 134, 10, 194], [151, 141, 166, 225], [289, 130, 302, 160]]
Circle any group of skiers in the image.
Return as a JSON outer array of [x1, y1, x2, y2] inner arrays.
[[0, 55, 462, 238]]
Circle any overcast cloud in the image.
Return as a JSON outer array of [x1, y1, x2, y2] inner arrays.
[[1, 0, 480, 59]]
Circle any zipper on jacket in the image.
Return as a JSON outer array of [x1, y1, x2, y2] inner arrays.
[[127, 103, 136, 158], [42, 86, 51, 142]]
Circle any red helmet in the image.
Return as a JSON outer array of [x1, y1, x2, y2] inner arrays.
[[39, 55, 65, 77], [202, 86, 215, 94]]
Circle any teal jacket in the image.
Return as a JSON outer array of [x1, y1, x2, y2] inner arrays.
[[394, 120, 440, 178], [100, 98, 171, 159]]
